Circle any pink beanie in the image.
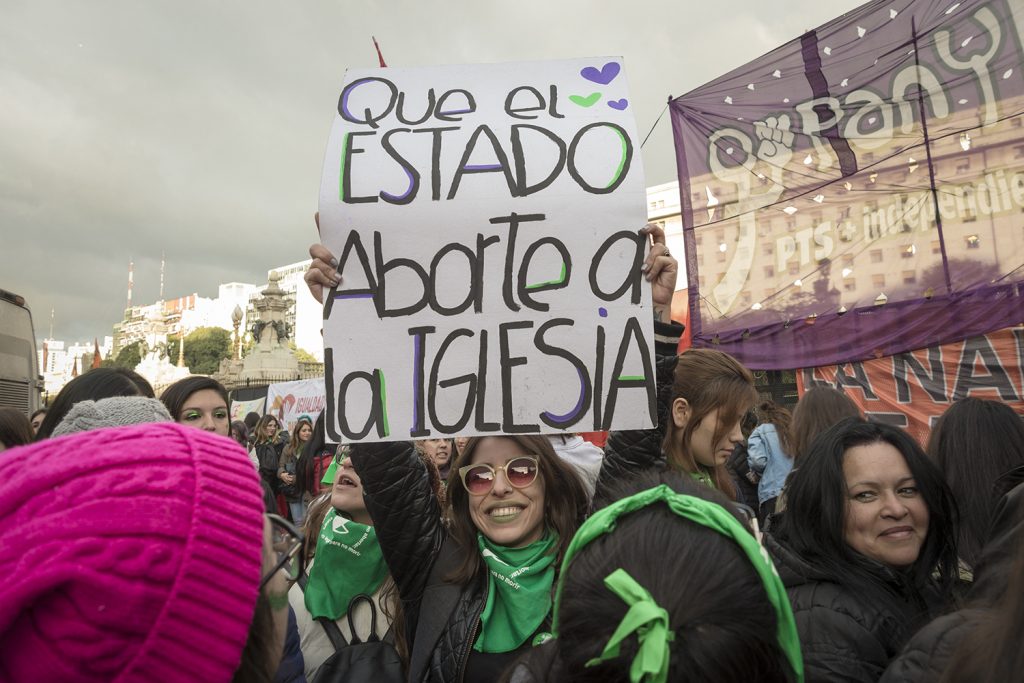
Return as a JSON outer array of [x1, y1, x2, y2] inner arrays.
[[0, 422, 265, 683]]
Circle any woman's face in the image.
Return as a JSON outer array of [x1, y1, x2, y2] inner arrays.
[[297, 422, 312, 442], [684, 406, 745, 468], [178, 389, 230, 436], [330, 457, 370, 524], [419, 438, 452, 467], [454, 436, 469, 454], [263, 418, 278, 438], [842, 441, 929, 568], [465, 437, 546, 548]]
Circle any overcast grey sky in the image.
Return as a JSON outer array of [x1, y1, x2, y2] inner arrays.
[[1, 0, 862, 343]]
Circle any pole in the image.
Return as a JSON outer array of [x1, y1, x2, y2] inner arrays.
[[912, 19, 953, 294]]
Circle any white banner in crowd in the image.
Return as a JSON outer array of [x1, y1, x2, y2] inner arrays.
[[266, 378, 327, 433], [230, 397, 266, 423], [318, 58, 655, 442]]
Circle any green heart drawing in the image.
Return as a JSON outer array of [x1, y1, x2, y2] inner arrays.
[[569, 92, 601, 107]]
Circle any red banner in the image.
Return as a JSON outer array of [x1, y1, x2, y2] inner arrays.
[[799, 326, 1024, 443]]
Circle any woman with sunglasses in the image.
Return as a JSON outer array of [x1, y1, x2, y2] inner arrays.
[[348, 435, 588, 682]]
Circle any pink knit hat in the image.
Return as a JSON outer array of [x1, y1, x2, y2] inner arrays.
[[0, 422, 266, 683]]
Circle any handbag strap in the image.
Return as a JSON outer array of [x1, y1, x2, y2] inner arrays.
[[297, 573, 350, 652]]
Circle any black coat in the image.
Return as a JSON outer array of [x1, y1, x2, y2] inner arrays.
[[764, 534, 938, 683], [349, 440, 483, 683], [879, 481, 1024, 682]]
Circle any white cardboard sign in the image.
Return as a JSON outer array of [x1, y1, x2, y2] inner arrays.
[[318, 57, 655, 442]]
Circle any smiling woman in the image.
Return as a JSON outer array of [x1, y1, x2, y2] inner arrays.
[[765, 418, 959, 682], [348, 435, 588, 682]]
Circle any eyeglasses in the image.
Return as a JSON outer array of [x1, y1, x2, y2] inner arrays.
[[262, 513, 304, 588], [458, 456, 540, 496]]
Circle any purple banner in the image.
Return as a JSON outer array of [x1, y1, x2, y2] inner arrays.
[[671, 0, 1024, 369]]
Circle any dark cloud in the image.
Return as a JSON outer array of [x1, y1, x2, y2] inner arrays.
[[1, 0, 861, 342]]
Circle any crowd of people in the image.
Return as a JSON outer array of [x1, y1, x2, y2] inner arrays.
[[1, 225, 1022, 682]]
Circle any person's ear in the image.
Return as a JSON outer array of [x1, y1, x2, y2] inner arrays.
[[672, 398, 690, 429]]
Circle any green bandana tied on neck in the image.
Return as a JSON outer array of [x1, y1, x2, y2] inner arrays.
[[554, 485, 804, 683], [304, 508, 388, 620], [690, 469, 714, 488], [474, 531, 557, 653]]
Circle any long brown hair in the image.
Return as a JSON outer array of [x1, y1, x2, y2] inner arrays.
[[254, 414, 279, 444], [790, 387, 861, 461], [286, 416, 313, 460], [445, 435, 589, 585], [755, 400, 794, 455], [662, 349, 757, 500]]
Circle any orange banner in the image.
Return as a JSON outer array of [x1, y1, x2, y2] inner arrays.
[[799, 327, 1024, 444]]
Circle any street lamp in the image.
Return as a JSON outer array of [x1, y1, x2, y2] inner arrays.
[[232, 305, 243, 360]]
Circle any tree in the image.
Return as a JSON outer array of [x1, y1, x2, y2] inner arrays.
[[288, 341, 319, 364], [102, 340, 143, 369], [167, 327, 233, 375]]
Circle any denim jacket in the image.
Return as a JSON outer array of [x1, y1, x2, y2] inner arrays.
[[746, 423, 793, 505]]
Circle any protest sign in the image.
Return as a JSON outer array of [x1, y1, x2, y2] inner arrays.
[[266, 378, 327, 433], [318, 58, 654, 442], [230, 396, 266, 422], [800, 326, 1024, 444]]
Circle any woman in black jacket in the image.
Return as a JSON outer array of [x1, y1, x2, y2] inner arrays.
[[349, 435, 588, 682], [766, 418, 958, 683], [880, 471, 1024, 682]]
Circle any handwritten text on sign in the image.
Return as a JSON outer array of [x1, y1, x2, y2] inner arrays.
[[318, 58, 654, 442]]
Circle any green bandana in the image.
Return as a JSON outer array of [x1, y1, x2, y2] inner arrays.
[[690, 469, 714, 488], [553, 485, 804, 683], [303, 508, 388, 620], [474, 531, 557, 653]]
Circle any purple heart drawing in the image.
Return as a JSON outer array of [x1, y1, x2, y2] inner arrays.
[[607, 98, 629, 110], [581, 61, 620, 85]]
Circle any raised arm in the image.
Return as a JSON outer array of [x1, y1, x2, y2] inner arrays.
[[595, 224, 683, 503], [347, 441, 445, 613]]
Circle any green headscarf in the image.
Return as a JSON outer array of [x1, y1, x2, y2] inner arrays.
[[552, 485, 804, 683], [473, 531, 557, 653], [303, 508, 388, 620]]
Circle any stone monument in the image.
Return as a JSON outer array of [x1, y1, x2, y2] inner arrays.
[[217, 272, 299, 385]]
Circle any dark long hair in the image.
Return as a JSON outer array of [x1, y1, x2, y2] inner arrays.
[[512, 470, 796, 682], [661, 349, 757, 500], [773, 418, 958, 602], [790, 387, 861, 461], [160, 376, 230, 421], [296, 411, 335, 499], [0, 408, 34, 449], [446, 435, 589, 586], [927, 398, 1024, 569], [35, 367, 155, 439]]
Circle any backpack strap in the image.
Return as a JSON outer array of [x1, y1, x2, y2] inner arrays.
[[297, 572, 350, 652], [345, 593, 381, 645], [407, 536, 464, 683]]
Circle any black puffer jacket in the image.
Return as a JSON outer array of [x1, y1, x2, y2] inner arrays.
[[764, 533, 938, 683], [349, 440, 482, 683], [879, 480, 1024, 682], [593, 320, 683, 504]]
